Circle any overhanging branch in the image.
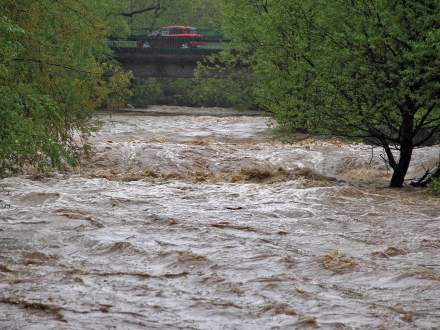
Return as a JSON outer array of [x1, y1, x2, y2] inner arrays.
[[13, 58, 99, 75], [120, 5, 160, 18]]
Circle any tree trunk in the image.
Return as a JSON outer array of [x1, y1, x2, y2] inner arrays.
[[389, 143, 413, 187], [389, 112, 414, 188]]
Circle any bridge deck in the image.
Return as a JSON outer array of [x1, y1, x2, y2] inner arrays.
[[110, 33, 229, 78], [113, 47, 222, 78]]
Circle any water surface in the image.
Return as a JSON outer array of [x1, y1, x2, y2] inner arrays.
[[0, 107, 439, 329]]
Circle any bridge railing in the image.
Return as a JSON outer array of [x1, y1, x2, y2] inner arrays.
[[108, 36, 225, 52]]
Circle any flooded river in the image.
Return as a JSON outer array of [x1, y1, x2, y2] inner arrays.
[[0, 107, 439, 329]]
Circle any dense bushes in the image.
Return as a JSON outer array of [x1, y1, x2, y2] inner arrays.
[[129, 77, 255, 109]]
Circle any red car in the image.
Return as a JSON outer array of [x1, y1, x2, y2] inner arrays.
[[144, 26, 204, 49]]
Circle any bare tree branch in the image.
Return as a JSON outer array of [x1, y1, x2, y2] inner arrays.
[[120, 5, 160, 18], [414, 103, 437, 135], [413, 126, 440, 147]]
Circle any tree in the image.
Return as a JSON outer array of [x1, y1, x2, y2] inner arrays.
[[221, 0, 440, 187], [118, 0, 223, 35], [0, 0, 131, 175]]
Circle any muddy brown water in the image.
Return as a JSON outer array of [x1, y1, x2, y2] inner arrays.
[[0, 107, 439, 330]]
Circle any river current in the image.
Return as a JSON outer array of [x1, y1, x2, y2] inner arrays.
[[0, 107, 439, 329]]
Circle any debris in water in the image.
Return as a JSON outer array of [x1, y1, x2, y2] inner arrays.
[[413, 270, 440, 281], [109, 242, 133, 252], [421, 239, 440, 248], [189, 139, 212, 146], [168, 218, 178, 225], [0, 297, 65, 321], [260, 303, 297, 316], [294, 317, 319, 327], [211, 221, 257, 232], [176, 251, 208, 262], [231, 167, 290, 183], [99, 304, 112, 313], [55, 208, 102, 227], [401, 312, 414, 323], [295, 167, 337, 182], [371, 247, 407, 258], [225, 206, 243, 210], [321, 251, 357, 273], [0, 264, 13, 273]]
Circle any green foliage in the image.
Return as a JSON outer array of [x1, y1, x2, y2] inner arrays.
[[221, 0, 440, 187], [430, 178, 440, 195], [129, 78, 166, 106], [0, 85, 72, 173], [0, 0, 131, 176], [129, 77, 254, 109], [193, 77, 254, 110]]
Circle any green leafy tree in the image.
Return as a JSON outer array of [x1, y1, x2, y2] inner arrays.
[[0, 0, 131, 175], [221, 0, 440, 187]]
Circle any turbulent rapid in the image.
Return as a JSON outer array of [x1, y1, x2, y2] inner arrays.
[[0, 106, 439, 330]]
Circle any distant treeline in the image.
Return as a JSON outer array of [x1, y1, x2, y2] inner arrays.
[[129, 77, 255, 109]]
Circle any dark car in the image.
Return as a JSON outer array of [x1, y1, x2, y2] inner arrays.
[[144, 26, 204, 49]]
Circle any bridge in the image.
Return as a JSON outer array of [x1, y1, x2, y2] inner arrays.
[[111, 37, 224, 78], [114, 48, 221, 78]]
